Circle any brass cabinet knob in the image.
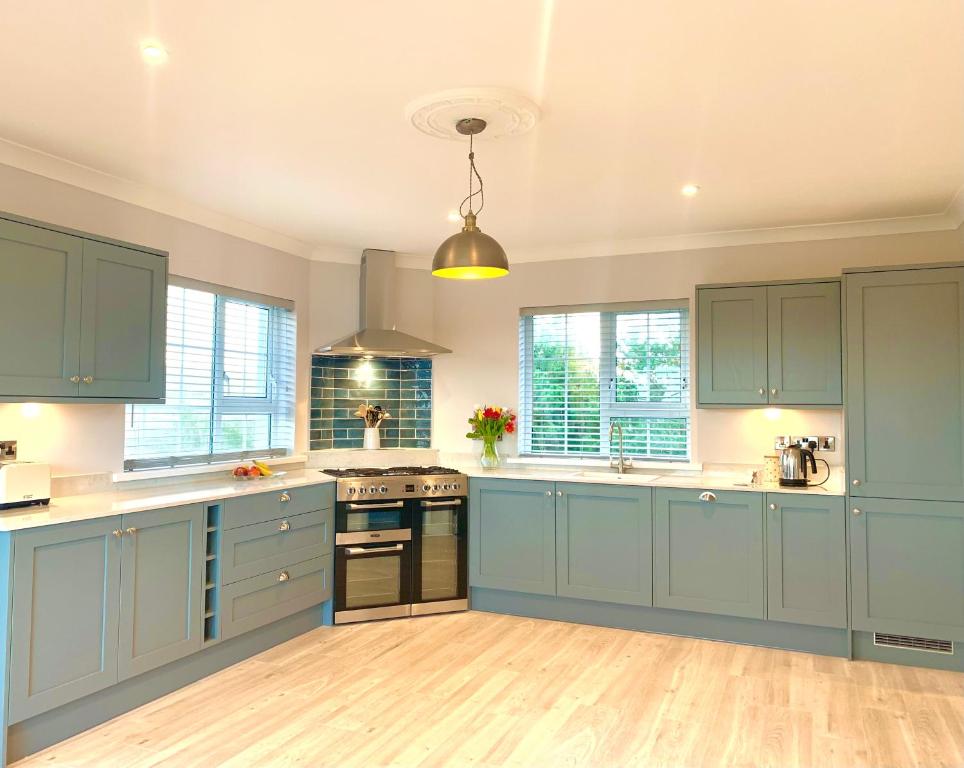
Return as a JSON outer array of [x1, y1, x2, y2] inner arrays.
[[852, 508, 862, 516], [279, 492, 291, 503], [69, 375, 80, 383], [556, 491, 563, 497], [126, 527, 137, 536], [278, 570, 290, 582], [758, 388, 765, 396], [82, 375, 94, 384], [770, 388, 778, 396], [278, 520, 290, 532], [852, 479, 861, 487], [112, 529, 123, 538], [545, 490, 552, 496], [769, 503, 777, 510]]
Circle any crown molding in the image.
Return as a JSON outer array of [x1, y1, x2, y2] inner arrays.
[[0, 137, 318, 259]]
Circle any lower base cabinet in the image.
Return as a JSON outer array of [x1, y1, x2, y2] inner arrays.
[[556, 483, 653, 606], [766, 494, 847, 628], [851, 497, 964, 642], [654, 488, 765, 619]]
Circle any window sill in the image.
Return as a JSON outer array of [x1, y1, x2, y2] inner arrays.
[[509, 456, 703, 472], [112, 454, 306, 484]]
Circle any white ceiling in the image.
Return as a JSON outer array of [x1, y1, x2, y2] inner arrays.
[[1, 1, 962, 260]]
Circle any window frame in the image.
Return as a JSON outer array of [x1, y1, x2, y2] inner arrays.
[[518, 300, 691, 462], [124, 279, 296, 472]]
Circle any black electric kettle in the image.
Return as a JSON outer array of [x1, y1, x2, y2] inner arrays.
[[779, 442, 830, 487]]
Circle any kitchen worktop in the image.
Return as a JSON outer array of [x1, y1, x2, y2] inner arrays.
[[0, 469, 336, 532]]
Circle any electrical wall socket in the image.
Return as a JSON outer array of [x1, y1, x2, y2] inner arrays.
[[0, 441, 17, 461], [774, 435, 836, 452]]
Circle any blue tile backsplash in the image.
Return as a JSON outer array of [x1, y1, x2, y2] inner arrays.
[[309, 355, 432, 450]]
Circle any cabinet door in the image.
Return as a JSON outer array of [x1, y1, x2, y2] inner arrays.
[[79, 240, 166, 399], [9, 518, 122, 722], [556, 483, 652, 606], [118, 504, 204, 680], [851, 497, 964, 641], [697, 286, 768, 405], [469, 479, 556, 595], [0, 218, 83, 397], [766, 493, 846, 628], [766, 282, 842, 405], [847, 267, 964, 501], [654, 488, 764, 618]]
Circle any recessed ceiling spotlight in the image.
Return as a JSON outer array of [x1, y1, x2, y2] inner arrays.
[[681, 184, 701, 197], [141, 42, 168, 64], [447, 211, 462, 223]]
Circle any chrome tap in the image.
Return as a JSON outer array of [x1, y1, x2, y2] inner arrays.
[[609, 423, 632, 474]]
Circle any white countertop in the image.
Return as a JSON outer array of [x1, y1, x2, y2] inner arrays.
[[0, 469, 336, 532]]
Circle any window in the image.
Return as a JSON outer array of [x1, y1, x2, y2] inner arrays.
[[124, 280, 296, 471], [518, 301, 690, 461]]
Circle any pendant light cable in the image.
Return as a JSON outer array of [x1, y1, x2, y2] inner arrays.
[[459, 133, 485, 219]]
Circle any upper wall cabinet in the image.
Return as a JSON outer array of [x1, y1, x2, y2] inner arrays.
[[847, 266, 964, 501], [0, 215, 166, 402], [697, 281, 842, 407]]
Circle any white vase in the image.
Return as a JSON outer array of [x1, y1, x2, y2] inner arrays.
[[363, 428, 381, 450]]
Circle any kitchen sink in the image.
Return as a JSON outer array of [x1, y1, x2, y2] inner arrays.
[[577, 471, 659, 482]]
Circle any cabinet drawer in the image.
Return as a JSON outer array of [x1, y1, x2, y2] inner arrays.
[[223, 484, 332, 529], [220, 555, 332, 640], [221, 508, 333, 585]]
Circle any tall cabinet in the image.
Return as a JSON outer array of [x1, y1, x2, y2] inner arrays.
[[845, 265, 964, 642]]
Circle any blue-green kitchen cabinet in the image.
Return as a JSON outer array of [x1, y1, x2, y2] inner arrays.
[[846, 266, 964, 502], [0, 213, 167, 402], [850, 497, 964, 642], [654, 488, 765, 619], [8, 504, 203, 723], [555, 483, 653, 606], [766, 493, 847, 628], [697, 281, 841, 407], [469, 478, 556, 595]]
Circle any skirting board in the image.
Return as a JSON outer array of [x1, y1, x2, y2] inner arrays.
[[7, 603, 330, 765], [471, 588, 850, 658]]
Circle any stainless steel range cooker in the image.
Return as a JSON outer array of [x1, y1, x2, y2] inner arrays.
[[322, 466, 468, 624]]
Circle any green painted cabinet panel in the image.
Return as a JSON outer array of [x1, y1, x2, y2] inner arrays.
[[80, 240, 167, 399], [846, 267, 964, 501], [654, 488, 765, 618], [555, 483, 653, 606], [766, 493, 847, 628], [0, 218, 83, 397], [766, 282, 842, 405], [697, 287, 768, 405], [117, 504, 204, 681], [469, 478, 556, 595], [9, 518, 122, 723], [851, 497, 964, 641]]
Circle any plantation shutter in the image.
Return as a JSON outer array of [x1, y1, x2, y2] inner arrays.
[[519, 301, 690, 460], [124, 280, 296, 470]]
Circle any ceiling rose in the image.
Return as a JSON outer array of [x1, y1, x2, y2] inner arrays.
[[405, 87, 540, 140]]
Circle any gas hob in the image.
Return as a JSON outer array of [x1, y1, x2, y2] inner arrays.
[[321, 466, 467, 501]]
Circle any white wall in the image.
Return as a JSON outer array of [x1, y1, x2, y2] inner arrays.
[[429, 227, 964, 466], [0, 164, 355, 475]]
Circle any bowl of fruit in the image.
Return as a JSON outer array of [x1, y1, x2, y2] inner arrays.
[[232, 461, 284, 481]]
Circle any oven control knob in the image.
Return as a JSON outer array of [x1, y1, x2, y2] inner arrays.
[[452, 483, 460, 491], [347, 487, 356, 495], [369, 485, 377, 495], [432, 485, 440, 492], [379, 485, 388, 494], [422, 484, 431, 492], [442, 484, 451, 491], [356, 486, 365, 495]]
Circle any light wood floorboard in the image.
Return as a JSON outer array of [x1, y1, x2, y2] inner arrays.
[[13, 611, 964, 767]]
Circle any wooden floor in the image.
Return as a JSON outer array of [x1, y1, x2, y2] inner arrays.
[[14, 611, 964, 768]]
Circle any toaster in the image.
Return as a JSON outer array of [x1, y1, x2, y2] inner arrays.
[[0, 462, 51, 509]]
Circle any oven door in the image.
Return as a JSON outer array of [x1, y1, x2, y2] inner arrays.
[[412, 497, 468, 615], [336, 499, 410, 533], [334, 533, 413, 624]]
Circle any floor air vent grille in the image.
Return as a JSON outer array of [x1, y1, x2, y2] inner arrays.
[[874, 632, 953, 655]]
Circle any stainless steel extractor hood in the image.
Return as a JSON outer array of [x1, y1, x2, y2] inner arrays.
[[314, 249, 451, 358]]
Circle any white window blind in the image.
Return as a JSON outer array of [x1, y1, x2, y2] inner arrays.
[[518, 302, 690, 460], [124, 282, 296, 471]]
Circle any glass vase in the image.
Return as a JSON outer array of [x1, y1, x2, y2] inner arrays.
[[479, 436, 501, 469]]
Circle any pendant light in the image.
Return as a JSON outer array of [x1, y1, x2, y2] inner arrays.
[[431, 118, 509, 280]]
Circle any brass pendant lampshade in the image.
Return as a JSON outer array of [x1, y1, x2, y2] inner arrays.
[[431, 118, 509, 280]]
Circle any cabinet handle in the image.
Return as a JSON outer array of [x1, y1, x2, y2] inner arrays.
[[852, 479, 861, 487], [769, 503, 777, 510], [698, 491, 717, 502], [278, 520, 290, 532], [770, 388, 778, 396], [278, 570, 290, 582], [69, 375, 80, 383], [852, 508, 862, 516], [125, 527, 137, 536], [557, 491, 563, 497], [545, 490, 552, 496], [280, 493, 291, 503], [112, 529, 123, 538], [758, 387, 765, 397], [82, 375, 94, 384]]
